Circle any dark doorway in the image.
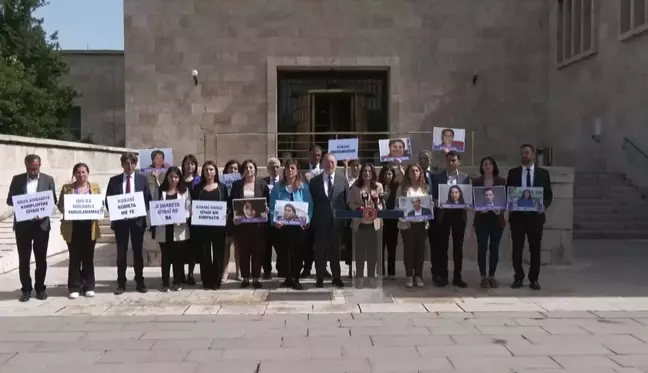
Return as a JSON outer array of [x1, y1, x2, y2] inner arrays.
[[277, 69, 389, 164]]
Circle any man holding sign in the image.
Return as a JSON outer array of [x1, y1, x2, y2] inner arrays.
[[105, 152, 152, 295], [6, 154, 57, 302]]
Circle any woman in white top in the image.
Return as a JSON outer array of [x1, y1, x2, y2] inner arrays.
[[155, 167, 192, 292], [396, 163, 430, 288]]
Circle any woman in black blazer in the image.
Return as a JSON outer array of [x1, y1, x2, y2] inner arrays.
[[229, 159, 270, 289], [191, 160, 229, 290]]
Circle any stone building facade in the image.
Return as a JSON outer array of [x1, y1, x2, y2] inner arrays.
[[65, 0, 648, 175]]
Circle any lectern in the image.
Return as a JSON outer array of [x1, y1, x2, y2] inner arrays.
[[334, 201, 404, 303]]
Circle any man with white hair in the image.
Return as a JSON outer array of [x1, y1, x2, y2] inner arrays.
[[262, 157, 282, 278]]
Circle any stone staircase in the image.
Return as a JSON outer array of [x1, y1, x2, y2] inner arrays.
[[573, 172, 648, 239]]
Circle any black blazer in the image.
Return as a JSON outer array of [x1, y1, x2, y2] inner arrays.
[[105, 173, 152, 230], [506, 166, 553, 223], [229, 178, 270, 231], [407, 208, 432, 216], [6, 172, 57, 231]]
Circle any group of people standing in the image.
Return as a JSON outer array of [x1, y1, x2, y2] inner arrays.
[[5, 142, 552, 301]]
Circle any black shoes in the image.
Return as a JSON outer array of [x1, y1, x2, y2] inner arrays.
[[316, 278, 324, 288], [332, 278, 344, 288], [186, 276, 196, 286], [241, 279, 250, 288], [529, 281, 541, 291], [252, 280, 262, 289], [280, 279, 292, 288], [136, 285, 148, 294], [114, 287, 126, 295], [292, 281, 304, 290], [511, 280, 523, 289], [452, 278, 468, 288], [35, 290, 47, 300], [19, 292, 31, 302], [433, 276, 448, 287]]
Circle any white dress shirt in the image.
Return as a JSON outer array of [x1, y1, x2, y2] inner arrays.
[[309, 163, 322, 176], [414, 208, 422, 216], [122, 173, 135, 194], [26, 175, 39, 194], [522, 164, 535, 187], [322, 172, 334, 196], [267, 175, 279, 191], [446, 171, 458, 185]]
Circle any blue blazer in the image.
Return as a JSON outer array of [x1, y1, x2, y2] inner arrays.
[[269, 181, 313, 224], [105, 172, 153, 230]]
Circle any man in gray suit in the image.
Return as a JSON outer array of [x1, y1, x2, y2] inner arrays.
[[309, 153, 348, 288], [431, 151, 471, 288], [6, 154, 57, 302]]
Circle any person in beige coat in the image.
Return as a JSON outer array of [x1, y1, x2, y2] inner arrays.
[[347, 163, 384, 287]]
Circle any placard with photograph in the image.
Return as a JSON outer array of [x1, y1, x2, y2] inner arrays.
[[273, 200, 309, 226], [138, 148, 174, 173], [106, 192, 147, 221], [63, 194, 105, 220], [398, 195, 434, 222], [328, 138, 358, 161], [232, 198, 268, 224], [507, 187, 544, 212], [432, 127, 466, 152], [378, 138, 411, 162], [191, 200, 227, 226], [438, 184, 473, 209], [11, 190, 55, 222], [473, 186, 507, 211]]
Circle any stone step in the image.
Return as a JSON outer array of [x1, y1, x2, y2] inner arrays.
[[575, 172, 627, 182], [573, 221, 648, 231], [575, 205, 648, 215], [574, 230, 648, 239], [574, 213, 648, 222], [574, 186, 644, 199]]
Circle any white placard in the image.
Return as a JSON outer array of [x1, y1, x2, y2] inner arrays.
[[191, 200, 227, 226], [11, 190, 55, 222], [149, 199, 186, 226], [328, 138, 359, 161], [63, 194, 105, 221], [106, 192, 147, 221]]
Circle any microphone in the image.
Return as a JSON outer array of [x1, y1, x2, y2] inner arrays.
[[378, 192, 386, 210], [361, 191, 369, 208], [371, 193, 379, 208]]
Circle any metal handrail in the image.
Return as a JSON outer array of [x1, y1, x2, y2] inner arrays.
[[622, 137, 648, 161]]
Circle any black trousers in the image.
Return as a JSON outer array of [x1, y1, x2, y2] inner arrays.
[[401, 223, 427, 278], [302, 225, 315, 272], [475, 218, 504, 277], [343, 222, 353, 266], [199, 228, 226, 287], [263, 225, 280, 276], [510, 214, 544, 282], [428, 217, 442, 277], [114, 220, 145, 288], [15, 222, 49, 293], [314, 225, 342, 279], [160, 241, 185, 287], [382, 219, 398, 276], [279, 226, 304, 280], [437, 212, 467, 280], [236, 224, 266, 279], [67, 221, 96, 292]]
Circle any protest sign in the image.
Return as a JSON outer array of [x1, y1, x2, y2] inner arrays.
[[191, 200, 227, 226], [507, 187, 544, 212], [398, 196, 434, 222], [149, 199, 186, 226], [106, 192, 147, 221], [63, 194, 105, 220], [328, 138, 358, 161], [233, 198, 268, 224], [11, 190, 55, 222], [273, 200, 308, 226]]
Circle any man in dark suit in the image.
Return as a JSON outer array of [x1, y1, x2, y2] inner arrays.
[[262, 157, 282, 279], [309, 153, 348, 288], [301, 144, 328, 278], [105, 152, 152, 295], [506, 144, 553, 291], [431, 151, 471, 288], [6, 154, 57, 302]]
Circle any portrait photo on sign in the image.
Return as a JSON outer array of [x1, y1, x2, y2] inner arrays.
[[273, 200, 308, 226], [398, 195, 434, 222], [378, 138, 412, 162], [507, 187, 544, 212], [438, 184, 473, 209], [232, 198, 268, 224], [473, 186, 507, 211], [432, 127, 466, 152], [138, 148, 174, 172]]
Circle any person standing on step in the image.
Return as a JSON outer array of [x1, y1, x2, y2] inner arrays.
[[301, 144, 324, 278], [262, 157, 282, 279]]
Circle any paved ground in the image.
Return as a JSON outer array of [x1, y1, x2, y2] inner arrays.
[[0, 239, 647, 372]]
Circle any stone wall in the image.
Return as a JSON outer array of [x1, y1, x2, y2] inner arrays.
[[124, 0, 550, 166], [62, 50, 126, 147], [546, 1, 648, 179]]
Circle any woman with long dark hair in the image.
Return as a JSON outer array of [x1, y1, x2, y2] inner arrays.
[[473, 156, 506, 289], [347, 163, 383, 287], [57, 163, 102, 299], [378, 166, 399, 279], [181, 154, 201, 285], [230, 159, 269, 289], [222, 159, 241, 281], [446, 185, 466, 205], [269, 159, 313, 290], [191, 161, 229, 289], [155, 167, 191, 291]]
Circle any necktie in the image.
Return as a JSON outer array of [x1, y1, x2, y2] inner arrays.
[[327, 175, 333, 199], [526, 168, 532, 187], [126, 175, 131, 193]]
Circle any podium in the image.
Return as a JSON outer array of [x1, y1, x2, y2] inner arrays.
[[334, 208, 404, 303]]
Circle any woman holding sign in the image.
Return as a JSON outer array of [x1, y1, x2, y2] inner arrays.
[[378, 166, 400, 279], [222, 159, 241, 282], [57, 163, 102, 299], [230, 159, 270, 289], [269, 159, 313, 290], [154, 167, 192, 292], [192, 161, 229, 290], [181, 154, 201, 285]]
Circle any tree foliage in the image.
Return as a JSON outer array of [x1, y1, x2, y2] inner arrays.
[[0, 0, 77, 138]]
